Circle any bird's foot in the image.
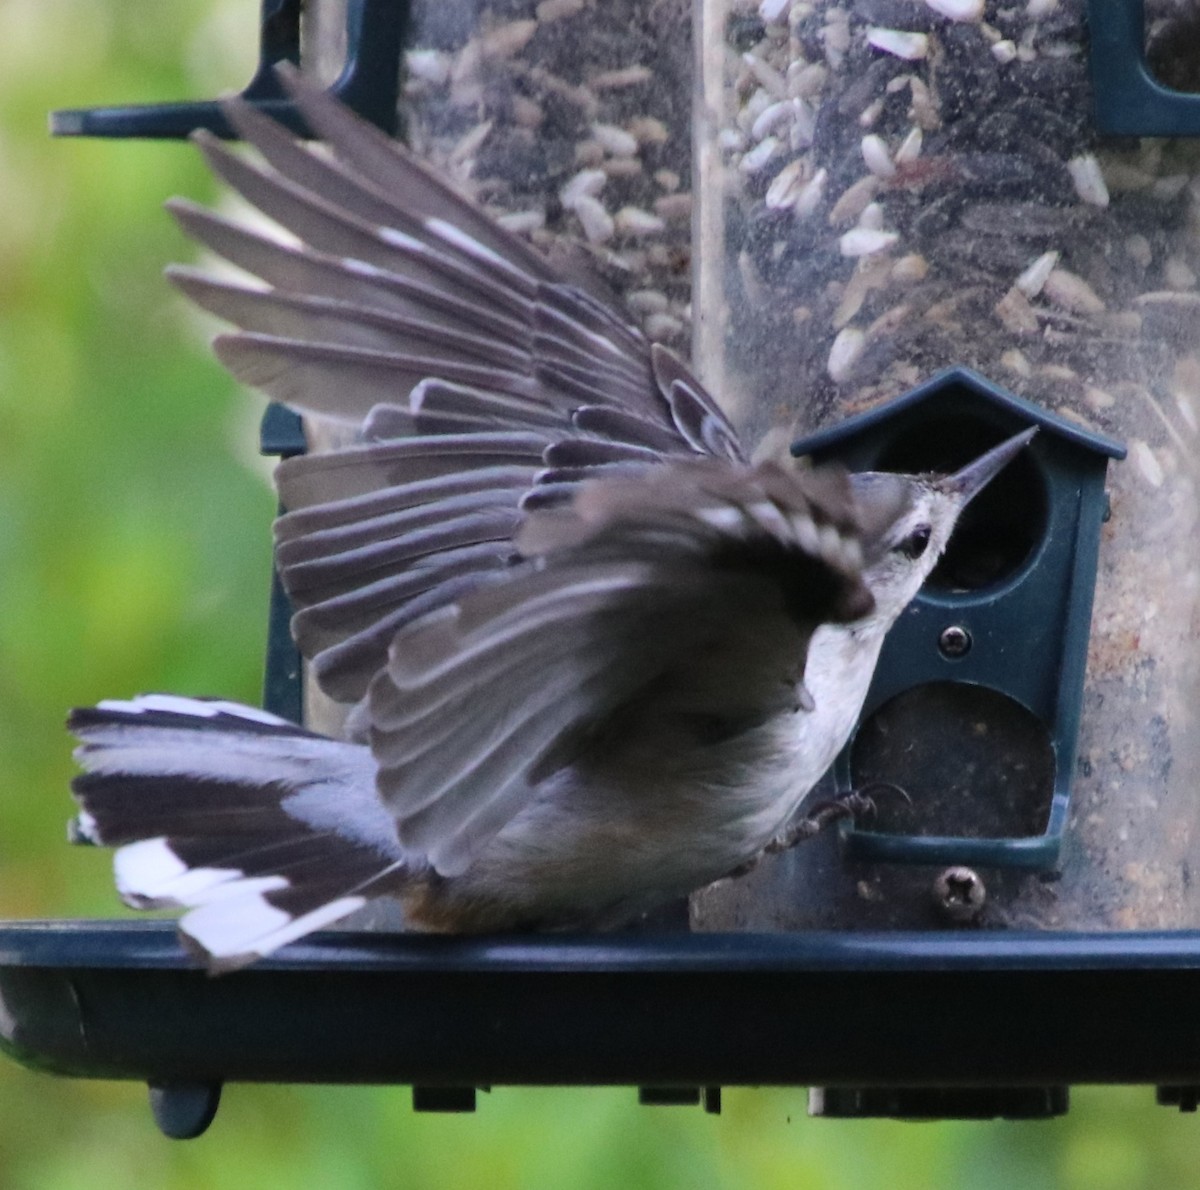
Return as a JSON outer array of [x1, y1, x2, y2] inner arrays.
[[723, 856, 763, 880], [721, 783, 911, 882], [766, 781, 913, 853]]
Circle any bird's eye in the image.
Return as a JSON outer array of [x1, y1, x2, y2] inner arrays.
[[897, 525, 931, 560]]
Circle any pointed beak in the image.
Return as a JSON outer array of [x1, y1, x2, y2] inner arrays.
[[942, 426, 1037, 504]]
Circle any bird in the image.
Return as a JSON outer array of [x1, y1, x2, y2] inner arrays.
[[67, 69, 1034, 972]]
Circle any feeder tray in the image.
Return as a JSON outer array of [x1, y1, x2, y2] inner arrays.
[[7, 921, 1200, 1136]]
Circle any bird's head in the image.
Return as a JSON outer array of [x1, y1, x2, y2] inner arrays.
[[849, 427, 1036, 630]]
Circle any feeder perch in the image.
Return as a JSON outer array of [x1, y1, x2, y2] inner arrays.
[[791, 367, 1125, 871], [49, 0, 406, 140]]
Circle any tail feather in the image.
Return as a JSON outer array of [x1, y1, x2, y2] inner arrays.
[[69, 695, 408, 971]]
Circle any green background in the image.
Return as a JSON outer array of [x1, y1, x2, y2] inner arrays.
[[1, 1, 1199, 1184]]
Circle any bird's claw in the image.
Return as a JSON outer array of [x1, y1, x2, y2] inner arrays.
[[719, 782, 913, 882], [766, 781, 913, 852]]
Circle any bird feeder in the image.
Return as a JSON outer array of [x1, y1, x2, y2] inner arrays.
[[7, 0, 1200, 1138]]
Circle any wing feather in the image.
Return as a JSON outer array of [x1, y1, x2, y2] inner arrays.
[[167, 199, 527, 346], [366, 460, 872, 873], [171, 72, 769, 782]]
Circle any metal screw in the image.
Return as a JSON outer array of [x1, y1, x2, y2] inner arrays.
[[938, 624, 972, 659], [932, 866, 986, 923]]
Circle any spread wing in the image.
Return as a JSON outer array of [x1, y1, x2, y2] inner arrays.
[[170, 67, 745, 705], [174, 71, 873, 877]]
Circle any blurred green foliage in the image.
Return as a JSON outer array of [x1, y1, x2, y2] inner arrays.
[[2, 2, 1200, 1185]]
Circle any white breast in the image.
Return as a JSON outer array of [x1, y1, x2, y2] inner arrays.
[[781, 621, 887, 804]]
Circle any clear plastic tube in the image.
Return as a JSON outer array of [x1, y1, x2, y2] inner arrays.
[[402, 0, 696, 349], [690, 0, 1200, 931]]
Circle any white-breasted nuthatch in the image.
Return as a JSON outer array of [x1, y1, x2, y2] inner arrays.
[[68, 70, 1033, 971]]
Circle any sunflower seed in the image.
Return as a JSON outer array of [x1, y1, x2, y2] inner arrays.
[[1015, 250, 1060, 298], [890, 253, 928, 282], [644, 312, 686, 340], [1068, 153, 1110, 207], [828, 175, 881, 224], [496, 208, 546, 234], [865, 27, 928, 60], [925, 0, 983, 20], [591, 123, 640, 157], [995, 285, 1039, 334], [653, 192, 693, 221], [753, 99, 799, 141], [743, 51, 789, 99], [560, 168, 607, 209], [839, 227, 899, 256], [405, 49, 451, 86], [793, 167, 829, 217], [1131, 439, 1164, 488], [827, 326, 866, 382], [591, 65, 654, 90], [788, 62, 829, 98], [894, 126, 923, 164], [629, 116, 670, 145], [573, 194, 615, 244], [765, 158, 808, 209], [741, 136, 782, 173], [861, 134, 896, 179], [614, 206, 668, 237], [858, 202, 885, 231], [480, 19, 537, 59], [1043, 268, 1106, 315]]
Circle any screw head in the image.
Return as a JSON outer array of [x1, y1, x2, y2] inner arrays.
[[938, 624, 972, 659], [932, 866, 986, 923]]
